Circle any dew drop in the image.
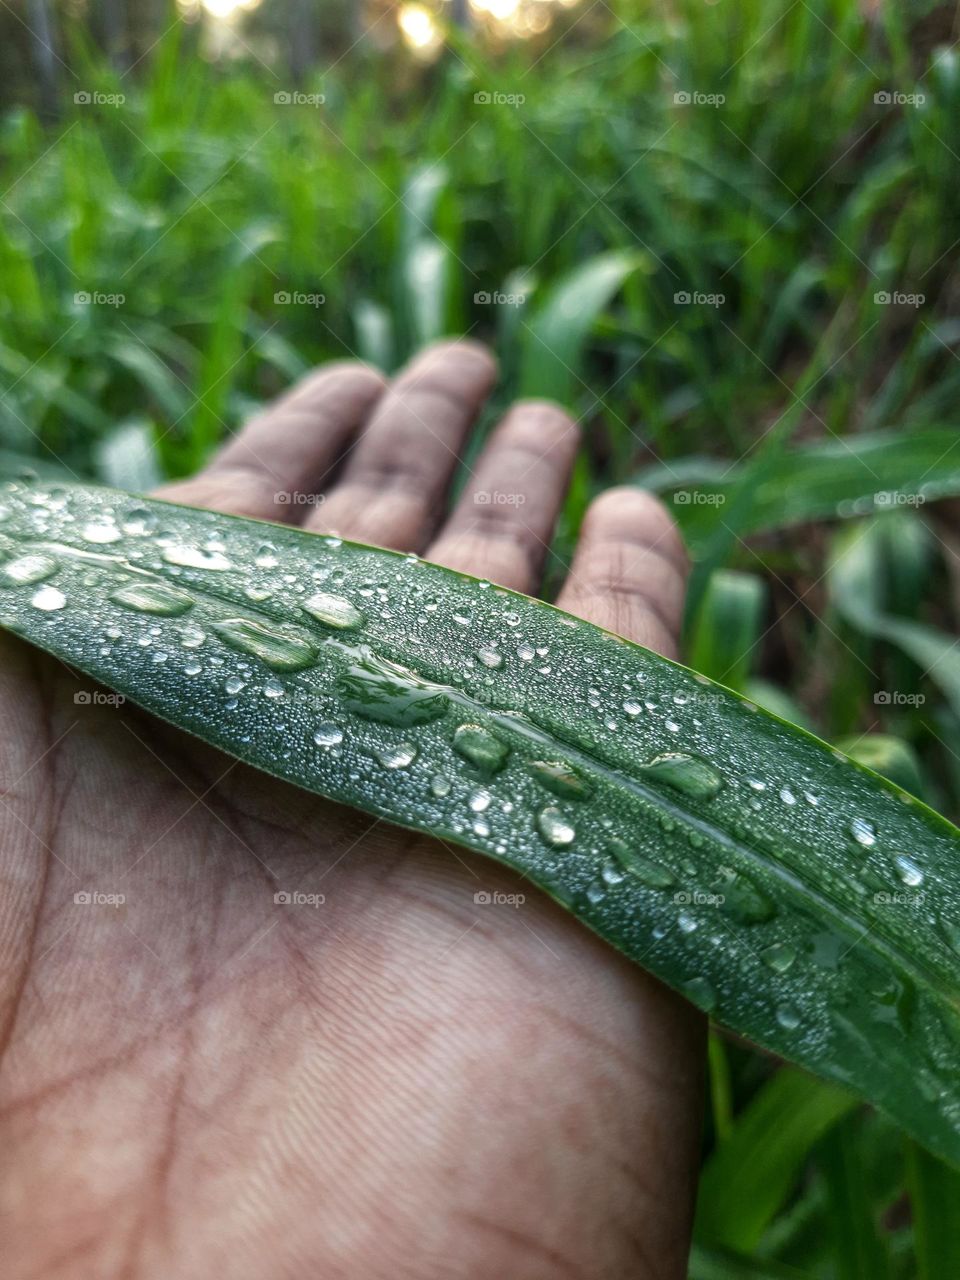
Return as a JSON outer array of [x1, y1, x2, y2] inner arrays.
[[623, 698, 642, 717], [608, 837, 676, 887], [682, 976, 717, 1013], [601, 859, 626, 886], [639, 752, 724, 800], [776, 1004, 801, 1031], [302, 592, 364, 630], [211, 618, 318, 671], [184, 660, 202, 676], [31, 585, 66, 611], [894, 854, 923, 886], [477, 645, 503, 669], [527, 759, 593, 801], [340, 651, 449, 727], [111, 582, 195, 617], [376, 741, 417, 769], [452, 723, 510, 774], [224, 675, 246, 695], [718, 870, 777, 924], [848, 817, 877, 848], [314, 724, 343, 748], [121, 507, 154, 536], [430, 774, 452, 798], [81, 521, 122, 545], [779, 786, 797, 806], [536, 805, 575, 847], [469, 789, 492, 813], [2, 553, 59, 585], [472, 818, 490, 837], [517, 642, 535, 661], [162, 545, 233, 571], [254, 543, 279, 568], [760, 942, 797, 974], [263, 677, 285, 699], [585, 881, 606, 905]]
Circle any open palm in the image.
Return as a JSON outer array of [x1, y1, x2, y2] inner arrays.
[[0, 342, 703, 1280]]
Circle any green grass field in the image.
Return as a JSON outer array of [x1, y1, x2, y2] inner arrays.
[[3, 1, 960, 1273]]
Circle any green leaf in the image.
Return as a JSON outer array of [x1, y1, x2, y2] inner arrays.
[[696, 1069, 858, 1251], [689, 570, 767, 693], [906, 1140, 960, 1280], [641, 427, 960, 554], [519, 251, 643, 403], [687, 1244, 813, 1280], [3, 479, 960, 1167]]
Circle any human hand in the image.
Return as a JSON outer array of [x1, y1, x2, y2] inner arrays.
[[0, 341, 703, 1279]]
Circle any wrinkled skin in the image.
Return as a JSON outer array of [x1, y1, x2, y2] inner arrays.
[[0, 342, 704, 1279]]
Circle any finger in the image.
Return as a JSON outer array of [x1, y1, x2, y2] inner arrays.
[[555, 487, 689, 659], [153, 361, 386, 520], [305, 340, 496, 550], [427, 399, 578, 593]]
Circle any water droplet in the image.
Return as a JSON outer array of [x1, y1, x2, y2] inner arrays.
[[263, 677, 285, 699], [184, 660, 202, 676], [430, 774, 452, 798], [245, 586, 273, 603], [211, 618, 318, 671], [453, 607, 473, 626], [254, 543, 279, 568], [849, 817, 877, 849], [608, 837, 675, 887], [682, 976, 717, 1013], [601, 859, 626, 886], [477, 645, 503, 669], [314, 723, 343, 748], [503, 611, 521, 627], [779, 787, 797, 806], [623, 699, 642, 716], [517, 642, 535, 661], [585, 880, 606, 905], [31, 586, 65, 611], [162, 545, 233, 571], [2, 553, 59, 585], [452, 723, 510, 773], [747, 778, 766, 792], [527, 759, 593, 801], [894, 854, 923, 886], [111, 582, 195, 617], [639, 753, 724, 800], [376, 741, 417, 769], [224, 675, 246, 695], [469, 789, 492, 812], [302, 591, 364, 630], [179, 625, 206, 649], [81, 521, 122, 545], [761, 942, 797, 974], [718, 869, 777, 924], [121, 507, 154, 535], [340, 651, 449, 727], [536, 805, 575, 847], [776, 1004, 801, 1031]]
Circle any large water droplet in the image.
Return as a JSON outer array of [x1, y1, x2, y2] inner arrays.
[[477, 644, 503, 670], [894, 854, 924, 886], [81, 521, 122, 545], [111, 582, 195, 617], [302, 592, 364, 630], [430, 774, 452, 798], [761, 942, 797, 974], [162, 545, 233, 571], [528, 759, 593, 801], [2, 553, 59, 585], [452, 723, 510, 773], [608, 837, 676, 888], [776, 1004, 801, 1031], [224, 675, 246, 695], [537, 805, 575, 847], [718, 869, 777, 924], [639, 753, 724, 800], [31, 586, 66, 611], [376, 741, 417, 769], [682, 976, 717, 1013], [314, 723, 343, 748], [211, 618, 318, 671], [849, 817, 877, 849], [340, 651, 449, 727]]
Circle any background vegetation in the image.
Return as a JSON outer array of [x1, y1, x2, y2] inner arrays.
[[2, 0, 960, 1274]]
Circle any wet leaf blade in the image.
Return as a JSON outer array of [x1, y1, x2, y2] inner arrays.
[[2, 479, 960, 1168]]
